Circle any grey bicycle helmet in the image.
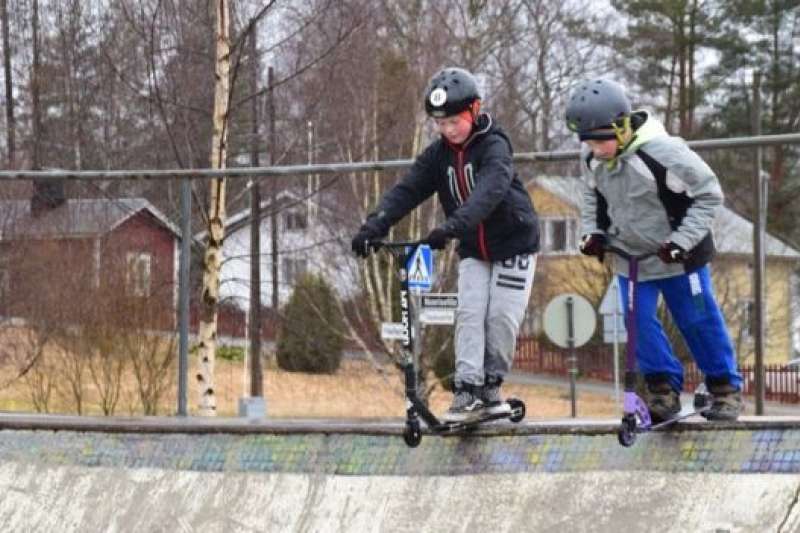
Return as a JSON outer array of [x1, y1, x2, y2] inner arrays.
[[565, 79, 631, 140], [424, 67, 481, 118]]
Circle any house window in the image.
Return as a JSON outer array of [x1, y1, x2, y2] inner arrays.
[[742, 299, 769, 340], [126, 252, 152, 297], [282, 257, 307, 286], [540, 217, 578, 254], [284, 207, 308, 231]]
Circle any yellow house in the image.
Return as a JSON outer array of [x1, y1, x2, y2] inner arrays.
[[526, 176, 800, 365]]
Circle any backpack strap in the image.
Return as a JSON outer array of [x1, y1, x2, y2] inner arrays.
[[585, 153, 612, 232], [635, 149, 715, 271]]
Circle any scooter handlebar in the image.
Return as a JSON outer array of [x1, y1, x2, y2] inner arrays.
[[603, 244, 656, 262], [369, 239, 427, 251]]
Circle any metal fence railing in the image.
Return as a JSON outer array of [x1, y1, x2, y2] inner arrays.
[[1, 131, 799, 415]]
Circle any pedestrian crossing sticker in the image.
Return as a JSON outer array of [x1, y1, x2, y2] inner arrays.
[[407, 245, 433, 292]]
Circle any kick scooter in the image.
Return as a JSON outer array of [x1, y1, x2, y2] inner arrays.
[[605, 245, 711, 447], [370, 240, 525, 447]]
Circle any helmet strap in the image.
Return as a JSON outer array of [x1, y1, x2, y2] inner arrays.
[[605, 116, 633, 169], [611, 115, 632, 147]]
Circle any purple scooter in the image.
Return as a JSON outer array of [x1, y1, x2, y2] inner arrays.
[[605, 245, 711, 447]]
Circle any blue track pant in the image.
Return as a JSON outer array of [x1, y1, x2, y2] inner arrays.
[[617, 265, 742, 392]]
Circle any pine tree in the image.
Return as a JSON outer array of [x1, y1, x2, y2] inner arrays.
[[610, 0, 723, 137], [277, 273, 346, 374]]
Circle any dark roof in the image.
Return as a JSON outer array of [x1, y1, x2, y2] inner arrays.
[[0, 198, 180, 241], [195, 190, 320, 241]]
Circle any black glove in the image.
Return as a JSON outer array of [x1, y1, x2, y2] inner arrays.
[[579, 233, 607, 262], [351, 222, 382, 258], [424, 227, 451, 250], [658, 241, 686, 263]]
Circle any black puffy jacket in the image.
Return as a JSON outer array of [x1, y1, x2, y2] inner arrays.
[[367, 114, 540, 261]]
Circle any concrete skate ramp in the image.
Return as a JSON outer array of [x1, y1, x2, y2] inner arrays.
[[0, 414, 799, 532]]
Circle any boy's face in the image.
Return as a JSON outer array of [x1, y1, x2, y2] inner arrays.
[[434, 113, 473, 145], [584, 138, 618, 160]]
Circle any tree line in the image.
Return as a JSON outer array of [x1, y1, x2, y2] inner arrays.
[[0, 0, 797, 414]]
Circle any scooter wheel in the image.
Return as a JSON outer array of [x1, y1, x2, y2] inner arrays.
[[403, 420, 422, 448], [508, 398, 526, 423], [617, 427, 636, 447], [618, 415, 638, 447]]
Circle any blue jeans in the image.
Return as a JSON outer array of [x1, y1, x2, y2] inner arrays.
[[617, 265, 742, 392]]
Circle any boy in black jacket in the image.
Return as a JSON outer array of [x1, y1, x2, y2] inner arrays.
[[352, 67, 540, 422]]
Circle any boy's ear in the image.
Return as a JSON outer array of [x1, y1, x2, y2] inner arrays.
[[470, 100, 481, 121]]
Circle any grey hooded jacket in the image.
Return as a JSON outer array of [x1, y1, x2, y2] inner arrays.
[[580, 111, 723, 281]]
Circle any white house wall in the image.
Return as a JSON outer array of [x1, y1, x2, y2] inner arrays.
[[218, 214, 360, 310]]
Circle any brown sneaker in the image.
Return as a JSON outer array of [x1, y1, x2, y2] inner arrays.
[[644, 378, 681, 423], [701, 383, 744, 421]]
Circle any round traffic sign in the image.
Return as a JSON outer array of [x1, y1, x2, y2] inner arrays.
[[542, 293, 596, 348]]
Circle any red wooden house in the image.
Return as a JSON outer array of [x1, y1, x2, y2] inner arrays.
[[0, 188, 180, 331]]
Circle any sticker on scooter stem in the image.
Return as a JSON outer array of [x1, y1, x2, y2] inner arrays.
[[381, 322, 408, 341], [407, 244, 433, 292], [420, 293, 458, 325]]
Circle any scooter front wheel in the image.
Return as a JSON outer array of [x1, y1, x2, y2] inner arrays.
[[617, 415, 637, 447], [403, 419, 422, 448]]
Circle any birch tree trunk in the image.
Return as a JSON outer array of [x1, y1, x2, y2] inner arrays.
[[197, 0, 230, 416]]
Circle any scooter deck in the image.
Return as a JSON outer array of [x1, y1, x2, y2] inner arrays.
[[437, 409, 514, 433], [434, 402, 521, 434], [641, 406, 711, 432]]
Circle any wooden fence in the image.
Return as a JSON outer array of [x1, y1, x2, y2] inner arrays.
[[514, 337, 800, 404]]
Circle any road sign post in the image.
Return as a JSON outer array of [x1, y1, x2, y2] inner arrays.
[[599, 278, 626, 406], [543, 293, 596, 418]]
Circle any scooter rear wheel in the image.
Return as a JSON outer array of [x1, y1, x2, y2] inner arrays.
[[508, 398, 526, 423], [403, 419, 422, 447]]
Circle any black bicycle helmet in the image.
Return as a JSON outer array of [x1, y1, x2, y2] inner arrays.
[[565, 79, 631, 140], [424, 67, 481, 118]]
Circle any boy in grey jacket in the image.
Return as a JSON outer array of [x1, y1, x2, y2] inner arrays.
[[565, 78, 743, 421]]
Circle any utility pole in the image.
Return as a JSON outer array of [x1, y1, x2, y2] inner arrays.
[[177, 178, 191, 416], [268, 67, 279, 310], [1, 0, 15, 166], [31, 0, 41, 169], [248, 28, 263, 398], [752, 71, 766, 415]]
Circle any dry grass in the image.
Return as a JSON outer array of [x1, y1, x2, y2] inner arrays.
[[0, 354, 618, 419], [0, 324, 617, 418], [249, 359, 618, 419]]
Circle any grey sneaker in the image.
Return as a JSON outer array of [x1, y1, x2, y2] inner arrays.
[[443, 384, 484, 423], [644, 377, 681, 423], [482, 375, 510, 415], [702, 382, 744, 421]]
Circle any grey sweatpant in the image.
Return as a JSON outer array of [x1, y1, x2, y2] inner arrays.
[[454, 254, 536, 387]]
